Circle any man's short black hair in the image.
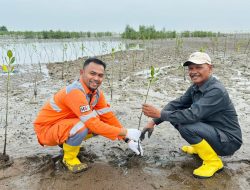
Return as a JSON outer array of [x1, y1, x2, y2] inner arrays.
[[83, 57, 106, 70]]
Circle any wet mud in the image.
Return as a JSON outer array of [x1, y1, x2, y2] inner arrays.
[[1, 38, 250, 189]]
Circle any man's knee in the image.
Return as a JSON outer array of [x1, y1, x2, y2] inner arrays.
[[66, 128, 89, 146], [178, 123, 198, 136], [178, 123, 203, 144]]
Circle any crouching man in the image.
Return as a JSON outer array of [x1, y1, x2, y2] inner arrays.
[[34, 58, 143, 173], [141, 52, 242, 178]]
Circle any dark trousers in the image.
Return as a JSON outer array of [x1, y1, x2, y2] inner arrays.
[[172, 122, 241, 156]]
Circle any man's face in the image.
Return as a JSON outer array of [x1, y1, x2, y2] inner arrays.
[[188, 63, 213, 86], [80, 62, 105, 91]]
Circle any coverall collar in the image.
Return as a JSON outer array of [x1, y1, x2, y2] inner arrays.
[[79, 78, 98, 95]]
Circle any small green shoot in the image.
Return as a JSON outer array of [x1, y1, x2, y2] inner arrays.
[[138, 66, 158, 130], [1, 50, 15, 156]]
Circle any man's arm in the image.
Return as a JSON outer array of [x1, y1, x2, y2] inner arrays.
[[153, 86, 193, 125], [161, 87, 225, 124]]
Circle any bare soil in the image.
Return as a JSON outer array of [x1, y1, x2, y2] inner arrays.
[[1, 38, 250, 190]]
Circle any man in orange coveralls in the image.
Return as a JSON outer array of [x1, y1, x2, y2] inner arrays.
[[34, 57, 143, 173]]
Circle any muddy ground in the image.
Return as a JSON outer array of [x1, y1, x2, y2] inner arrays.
[[0, 38, 250, 189]]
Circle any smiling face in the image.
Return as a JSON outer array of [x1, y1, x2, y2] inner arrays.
[[80, 62, 105, 91], [188, 63, 213, 86]]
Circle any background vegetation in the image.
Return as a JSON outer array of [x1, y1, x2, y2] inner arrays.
[[121, 25, 220, 40], [0, 26, 112, 39], [0, 25, 221, 40]]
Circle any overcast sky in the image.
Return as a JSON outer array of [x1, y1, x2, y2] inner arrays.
[[0, 0, 249, 33]]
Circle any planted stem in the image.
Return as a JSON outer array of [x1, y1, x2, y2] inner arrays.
[[138, 80, 152, 130], [2, 50, 15, 155], [244, 39, 250, 54], [3, 72, 10, 155], [138, 66, 158, 130], [137, 66, 158, 156]]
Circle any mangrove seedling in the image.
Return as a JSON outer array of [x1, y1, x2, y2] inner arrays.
[[109, 47, 116, 101], [137, 66, 158, 156], [61, 43, 68, 80], [1, 50, 15, 157], [80, 42, 85, 58], [138, 66, 158, 130], [199, 46, 207, 52], [175, 37, 183, 57]]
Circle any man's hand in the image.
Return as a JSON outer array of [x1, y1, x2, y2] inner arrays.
[[140, 120, 155, 141], [142, 104, 161, 118], [128, 140, 143, 156], [126, 128, 141, 141]]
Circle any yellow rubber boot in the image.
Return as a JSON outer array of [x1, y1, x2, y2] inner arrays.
[[192, 139, 223, 178], [84, 133, 94, 140], [62, 143, 88, 173], [181, 145, 197, 154]]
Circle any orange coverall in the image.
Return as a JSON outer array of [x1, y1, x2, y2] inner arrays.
[[34, 78, 123, 146]]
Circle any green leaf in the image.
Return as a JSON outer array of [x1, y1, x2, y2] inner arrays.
[[7, 50, 13, 59], [150, 66, 155, 78], [2, 65, 9, 72], [10, 57, 15, 64]]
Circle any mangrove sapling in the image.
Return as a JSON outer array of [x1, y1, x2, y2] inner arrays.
[[131, 51, 136, 72], [118, 43, 123, 81], [142, 39, 146, 64], [223, 35, 228, 64], [101, 41, 108, 59], [30, 44, 39, 103], [21, 43, 28, 64], [33, 44, 42, 73], [148, 41, 154, 63], [199, 46, 207, 53], [80, 42, 85, 58], [244, 39, 250, 54], [245, 52, 249, 73], [137, 66, 158, 155], [43, 46, 50, 63], [28, 44, 34, 64], [108, 47, 116, 101], [233, 33, 237, 53], [234, 37, 243, 53], [138, 66, 158, 130], [175, 37, 183, 58], [72, 42, 78, 60], [1, 50, 15, 158], [61, 43, 68, 80], [30, 75, 38, 104], [176, 63, 186, 82]]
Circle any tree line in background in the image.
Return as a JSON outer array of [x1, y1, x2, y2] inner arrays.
[[0, 26, 112, 39], [1, 25, 221, 40], [121, 25, 220, 40]]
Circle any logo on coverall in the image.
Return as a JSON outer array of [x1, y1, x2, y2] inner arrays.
[[80, 105, 90, 113]]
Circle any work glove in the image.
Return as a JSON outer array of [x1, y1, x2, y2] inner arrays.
[[140, 127, 154, 141], [128, 140, 143, 156], [126, 128, 141, 141]]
